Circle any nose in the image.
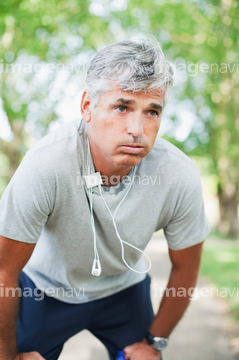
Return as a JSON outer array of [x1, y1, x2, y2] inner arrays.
[[126, 113, 144, 138]]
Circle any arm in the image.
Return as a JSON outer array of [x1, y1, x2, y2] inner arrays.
[[0, 235, 45, 360], [124, 241, 204, 360], [149, 241, 203, 337]]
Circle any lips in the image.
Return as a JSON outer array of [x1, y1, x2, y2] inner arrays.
[[120, 144, 145, 154], [122, 144, 144, 148]]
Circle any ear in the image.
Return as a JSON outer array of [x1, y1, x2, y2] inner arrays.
[[81, 91, 92, 123]]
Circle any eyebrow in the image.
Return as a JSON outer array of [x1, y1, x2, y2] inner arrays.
[[115, 98, 135, 105], [148, 102, 163, 112], [114, 98, 163, 112]]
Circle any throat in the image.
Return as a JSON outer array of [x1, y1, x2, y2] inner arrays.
[[95, 163, 133, 187], [90, 147, 133, 187]]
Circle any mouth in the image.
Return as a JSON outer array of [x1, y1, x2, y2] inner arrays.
[[120, 144, 145, 154]]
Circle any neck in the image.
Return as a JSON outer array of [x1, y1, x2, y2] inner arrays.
[[92, 149, 133, 187], [87, 137, 132, 188]]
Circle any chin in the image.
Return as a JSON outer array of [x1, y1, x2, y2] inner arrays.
[[116, 155, 143, 167]]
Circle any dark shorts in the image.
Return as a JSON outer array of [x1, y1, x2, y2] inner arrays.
[[17, 272, 155, 360]]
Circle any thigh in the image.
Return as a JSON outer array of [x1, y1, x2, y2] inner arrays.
[[89, 275, 154, 360], [17, 272, 89, 360]]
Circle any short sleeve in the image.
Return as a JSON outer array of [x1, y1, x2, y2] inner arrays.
[[164, 171, 211, 250], [0, 154, 54, 243]]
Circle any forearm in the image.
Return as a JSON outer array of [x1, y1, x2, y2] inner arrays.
[[149, 266, 199, 338], [0, 274, 20, 360], [124, 266, 200, 360]]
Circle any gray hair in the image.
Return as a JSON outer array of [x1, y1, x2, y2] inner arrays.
[[85, 38, 174, 108]]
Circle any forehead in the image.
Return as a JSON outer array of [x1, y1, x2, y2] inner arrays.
[[98, 83, 165, 106]]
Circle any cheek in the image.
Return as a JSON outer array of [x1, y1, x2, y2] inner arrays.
[[99, 126, 119, 151], [145, 122, 160, 142], [103, 120, 124, 141], [97, 114, 119, 133], [92, 118, 113, 139]]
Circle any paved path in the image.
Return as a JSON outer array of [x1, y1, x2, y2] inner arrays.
[[58, 234, 238, 360]]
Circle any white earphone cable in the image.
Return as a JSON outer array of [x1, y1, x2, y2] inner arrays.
[[98, 168, 151, 274], [87, 138, 151, 276]]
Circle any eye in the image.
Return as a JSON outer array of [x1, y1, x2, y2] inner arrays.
[[117, 106, 127, 113], [149, 110, 158, 116]]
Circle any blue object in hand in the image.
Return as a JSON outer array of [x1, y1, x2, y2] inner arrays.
[[116, 350, 126, 360]]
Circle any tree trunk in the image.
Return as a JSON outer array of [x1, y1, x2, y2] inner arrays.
[[218, 181, 239, 237]]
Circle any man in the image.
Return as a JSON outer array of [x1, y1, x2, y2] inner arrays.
[[0, 38, 210, 360]]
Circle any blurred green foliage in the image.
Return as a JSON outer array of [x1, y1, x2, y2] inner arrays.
[[0, 152, 9, 194], [200, 244, 239, 320]]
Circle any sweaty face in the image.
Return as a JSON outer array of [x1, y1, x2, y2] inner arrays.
[[82, 84, 165, 173]]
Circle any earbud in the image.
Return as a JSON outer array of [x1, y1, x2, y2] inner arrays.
[[91, 259, 102, 276], [84, 172, 103, 189]]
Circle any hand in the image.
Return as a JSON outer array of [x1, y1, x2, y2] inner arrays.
[[13, 352, 46, 360], [124, 340, 161, 360]]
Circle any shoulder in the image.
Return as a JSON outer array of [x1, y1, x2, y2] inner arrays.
[[141, 136, 201, 192], [26, 119, 81, 176], [154, 136, 198, 170], [144, 136, 199, 173], [28, 119, 80, 157]]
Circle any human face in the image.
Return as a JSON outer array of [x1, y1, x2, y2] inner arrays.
[[81, 84, 164, 174]]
